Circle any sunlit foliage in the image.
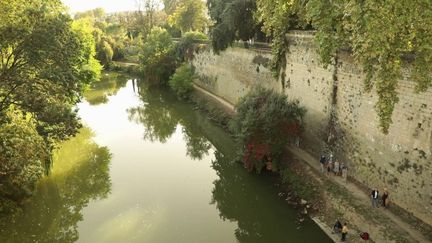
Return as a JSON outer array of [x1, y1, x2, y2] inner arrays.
[[139, 27, 177, 85], [167, 0, 209, 33], [0, 0, 101, 203]]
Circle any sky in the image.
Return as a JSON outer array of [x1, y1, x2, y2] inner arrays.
[[61, 0, 139, 13]]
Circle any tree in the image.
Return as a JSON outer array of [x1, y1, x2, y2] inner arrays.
[[207, 0, 264, 52], [0, 0, 101, 140], [167, 0, 208, 33], [230, 87, 306, 172], [0, 0, 101, 202], [0, 108, 48, 201], [139, 27, 176, 84]]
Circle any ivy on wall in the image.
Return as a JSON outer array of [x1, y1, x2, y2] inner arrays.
[[209, 0, 432, 133]]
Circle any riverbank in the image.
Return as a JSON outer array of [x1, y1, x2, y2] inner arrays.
[[190, 85, 432, 243]]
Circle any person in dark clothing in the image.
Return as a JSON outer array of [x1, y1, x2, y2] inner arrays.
[[333, 219, 343, 233], [371, 189, 379, 208], [319, 155, 326, 173], [382, 188, 389, 208]]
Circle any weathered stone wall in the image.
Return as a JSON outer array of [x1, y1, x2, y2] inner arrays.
[[192, 47, 281, 105], [334, 51, 432, 226], [192, 33, 432, 225]]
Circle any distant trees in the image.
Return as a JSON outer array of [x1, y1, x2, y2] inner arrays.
[[168, 0, 208, 33], [207, 0, 265, 52], [0, 0, 101, 205]]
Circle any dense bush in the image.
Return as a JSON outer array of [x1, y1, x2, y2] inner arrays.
[[230, 87, 306, 172], [140, 27, 177, 85], [169, 64, 195, 99]]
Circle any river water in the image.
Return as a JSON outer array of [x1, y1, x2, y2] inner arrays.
[[0, 73, 332, 243]]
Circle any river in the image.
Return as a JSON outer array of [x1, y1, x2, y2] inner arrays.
[[0, 72, 332, 243]]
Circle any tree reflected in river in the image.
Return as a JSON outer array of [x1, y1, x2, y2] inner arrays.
[[211, 150, 332, 243], [0, 127, 112, 243], [84, 72, 129, 105], [128, 84, 211, 160]]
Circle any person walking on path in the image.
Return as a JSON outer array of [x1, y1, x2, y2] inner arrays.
[[341, 223, 349, 241], [371, 189, 379, 208], [382, 188, 389, 208], [334, 160, 340, 175], [319, 155, 326, 173], [326, 160, 333, 176], [341, 163, 348, 182]]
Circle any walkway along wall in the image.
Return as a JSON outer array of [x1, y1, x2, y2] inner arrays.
[[192, 32, 432, 226]]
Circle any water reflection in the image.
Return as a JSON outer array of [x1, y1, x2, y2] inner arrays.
[[128, 81, 331, 243], [128, 84, 212, 160], [0, 127, 112, 243], [84, 72, 129, 105]]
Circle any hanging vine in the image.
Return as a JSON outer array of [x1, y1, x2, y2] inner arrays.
[[254, 0, 432, 133]]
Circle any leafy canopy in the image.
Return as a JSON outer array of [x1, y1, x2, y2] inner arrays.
[[0, 0, 101, 141], [139, 27, 176, 84], [207, 0, 264, 52], [167, 0, 209, 33]]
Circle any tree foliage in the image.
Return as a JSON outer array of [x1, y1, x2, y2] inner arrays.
[[167, 0, 208, 33], [0, 108, 48, 201], [0, 0, 101, 202], [169, 63, 195, 99], [255, 0, 432, 133], [207, 0, 264, 52], [139, 27, 176, 85], [230, 87, 306, 172], [175, 31, 208, 62], [255, 0, 308, 77]]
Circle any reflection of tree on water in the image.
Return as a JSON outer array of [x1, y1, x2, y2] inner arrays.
[[0, 127, 112, 243], [211, 151, 330, 243], [84, 72, 130, 105], [127, 83, 212, 160]]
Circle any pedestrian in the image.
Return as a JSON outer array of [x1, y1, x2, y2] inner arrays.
[[382, 188, 389, 208], [333, 219, 342, 234], [341, 223, 348, 241], [319, 155, 326, 173], [371, 188, 379, 208], [326, 160, 333, 176], [334, 160, 340, 175], [341, 163, 348, 182]]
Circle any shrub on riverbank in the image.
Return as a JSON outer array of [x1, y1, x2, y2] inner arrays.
[[140, 27, 177, 85], [169, 64, 195, 99], [230, 87, 306, 172]]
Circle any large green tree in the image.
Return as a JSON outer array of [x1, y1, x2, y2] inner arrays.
[[168, 0, 208, 33], [139, 27, 176, 84], [0, 0, 101, 203], [207, 0, 264, 52], [0, 0, 101, 139]]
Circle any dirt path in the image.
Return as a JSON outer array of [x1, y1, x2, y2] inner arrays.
[[289, 147, 429, 243], [193, 85, 430, 243]]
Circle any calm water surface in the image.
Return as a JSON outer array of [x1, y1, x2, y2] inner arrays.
[[1, 73, 332, 243]]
